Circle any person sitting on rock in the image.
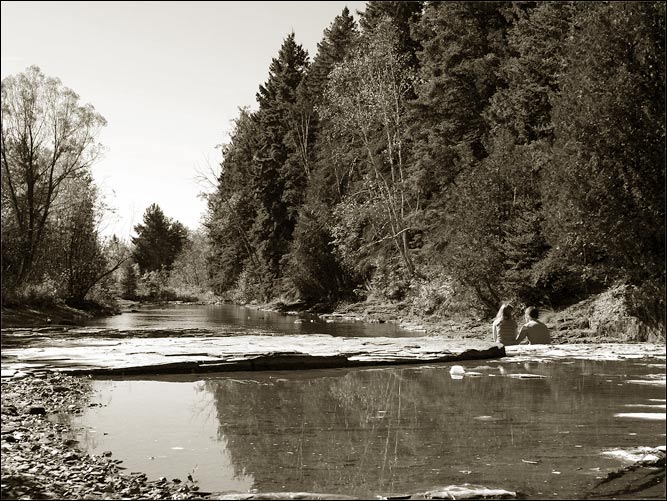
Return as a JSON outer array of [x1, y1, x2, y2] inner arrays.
[[492, 303, 518, 346], [516, 306, 551, 345]]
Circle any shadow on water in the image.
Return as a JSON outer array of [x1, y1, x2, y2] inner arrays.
[[64, 358, 666, 499]]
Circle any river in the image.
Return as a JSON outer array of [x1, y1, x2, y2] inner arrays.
[[57, 304, 667, 499], [83, 302, 415, 337]]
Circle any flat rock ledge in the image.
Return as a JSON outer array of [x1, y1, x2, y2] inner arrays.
[[210, 484, 518, 500], [1, 330, 505, 376]]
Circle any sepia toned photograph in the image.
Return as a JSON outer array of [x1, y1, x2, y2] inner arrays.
[[1, 1, 665, 500]]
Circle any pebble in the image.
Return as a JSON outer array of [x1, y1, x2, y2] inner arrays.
[[1, 373, 203, 500]]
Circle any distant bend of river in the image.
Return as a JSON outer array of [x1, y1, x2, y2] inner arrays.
[[84, 303, 416, 338]]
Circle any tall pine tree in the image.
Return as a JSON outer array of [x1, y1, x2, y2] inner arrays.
[[283, 8, 359, 302], [250, 33, 310, 299]]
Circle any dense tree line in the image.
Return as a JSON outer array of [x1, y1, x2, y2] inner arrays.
[[206, 1, 665, 324]]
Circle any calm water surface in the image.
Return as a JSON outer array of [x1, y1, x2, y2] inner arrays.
[[84, 303, 413, 337], [66, 358, 666, 499]]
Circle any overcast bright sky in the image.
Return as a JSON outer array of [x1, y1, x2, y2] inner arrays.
[[1, 1, 367, 239]]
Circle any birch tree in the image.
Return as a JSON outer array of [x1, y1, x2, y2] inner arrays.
[[323, 18, 417, 277]]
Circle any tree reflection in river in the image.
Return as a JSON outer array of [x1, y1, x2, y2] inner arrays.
[[203, 365, 561, 496], [63, 358, 664, 499]]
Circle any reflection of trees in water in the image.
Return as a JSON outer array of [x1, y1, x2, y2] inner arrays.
[[202, 368, 559, 495]]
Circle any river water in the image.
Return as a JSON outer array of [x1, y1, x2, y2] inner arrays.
[[66, 306, 666, 499], [83, 303, 414, 337]]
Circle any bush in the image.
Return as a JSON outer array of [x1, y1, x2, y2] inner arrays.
[[13, 278, 63, 307], [626, 280, 666, 337], [229, 268, 266, 304]]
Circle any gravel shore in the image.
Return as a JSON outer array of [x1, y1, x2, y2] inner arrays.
[[1, 372, 209, 500]]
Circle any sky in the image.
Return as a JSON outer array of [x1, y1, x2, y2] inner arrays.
[[1, 0, 367, 239]]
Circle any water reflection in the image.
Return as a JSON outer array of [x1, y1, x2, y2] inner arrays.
[[84, 303, 412, 337], [69, 359, 665, 499]]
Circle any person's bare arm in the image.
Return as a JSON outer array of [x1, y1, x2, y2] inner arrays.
[[516, 325, 527, 344]]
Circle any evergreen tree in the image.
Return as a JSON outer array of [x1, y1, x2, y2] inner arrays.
[[132, 204, 187, 274], [475, 2, 576, 305], [359, 1, 424, 68], [206, 108, 261, 294], [542, 2, 665, 289], [119, 261, 138, 300], [250, 33, 310, 297], [408, 1, 514, 309], [283, 8, 359, 302]]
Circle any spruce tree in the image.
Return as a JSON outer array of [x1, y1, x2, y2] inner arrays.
[[132, 204, 187, 274], [543, 2, 665, 287], [408, 1, 513, 309], [250, 33, 310, 296], [283, 8, 359, 302], [205, 108, 261, 294]]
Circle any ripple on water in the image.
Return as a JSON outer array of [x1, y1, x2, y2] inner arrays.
[[625, 377, 666, 387], [613, 412, 666, 421], [623, 403, 666, 409]]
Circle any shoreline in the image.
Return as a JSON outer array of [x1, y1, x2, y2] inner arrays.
[[0, 373, 205, 500], [2, 295, 662, 345]]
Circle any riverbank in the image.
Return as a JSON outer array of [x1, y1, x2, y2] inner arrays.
[[0, 373, 205, 500], [255, 284, 665, 344], [0, 302, 119, 329], [2, 282, 664, 345]]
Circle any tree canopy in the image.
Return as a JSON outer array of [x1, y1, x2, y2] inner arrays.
[[195, 3, 665, 328]]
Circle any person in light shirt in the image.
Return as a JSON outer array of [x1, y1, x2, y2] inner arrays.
[[492, 303, 518, 346], [516, 306, 551, 345]]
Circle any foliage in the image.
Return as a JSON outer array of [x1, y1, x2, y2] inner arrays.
[[131, 203, 187, 274], [280, 7, 359, 303], [136, 268, 171, 301], [541, 1, 665, 289], [323, 16, 419, 278], [48, 174, 107, 303], [202, 1, 665, 324], [206, 33, 310, 302], [205, 108, 261, 294], [119, 261, 139, 300], [168, 229, 211, 294], [1, 66, 106, 293]]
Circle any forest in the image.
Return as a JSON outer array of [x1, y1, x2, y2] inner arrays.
[[1, 1, 665, 328]]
